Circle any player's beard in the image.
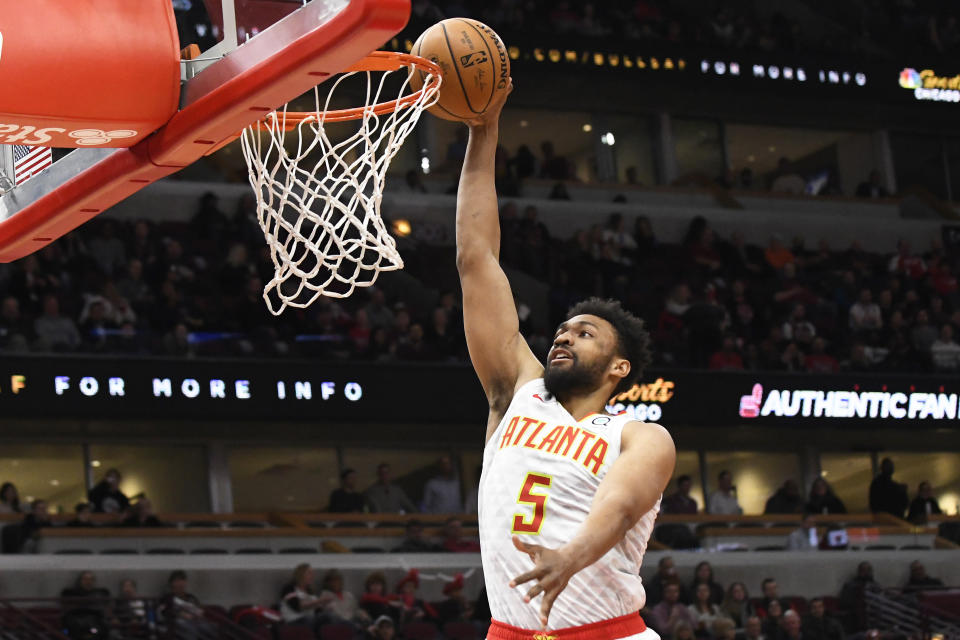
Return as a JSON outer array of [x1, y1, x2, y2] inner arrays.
[[543, 354, 608, 398]]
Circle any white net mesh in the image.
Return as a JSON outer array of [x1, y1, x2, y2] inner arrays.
[[240, 58, 440, 314]]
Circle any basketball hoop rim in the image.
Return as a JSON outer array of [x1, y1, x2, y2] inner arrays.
[[257, 51, 442, 127]]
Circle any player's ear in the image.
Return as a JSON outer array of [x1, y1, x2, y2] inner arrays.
[[610, 357, 630, 381]]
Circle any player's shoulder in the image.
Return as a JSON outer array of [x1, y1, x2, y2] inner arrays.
[[621, 421, 675, 453]]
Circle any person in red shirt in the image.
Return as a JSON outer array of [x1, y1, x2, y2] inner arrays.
[[804, 337, 839, 373], [709, 335, 744, 370], [441, 518, 481, 552]]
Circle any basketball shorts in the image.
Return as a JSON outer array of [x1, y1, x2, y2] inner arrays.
[[488, 612, 661, 640]]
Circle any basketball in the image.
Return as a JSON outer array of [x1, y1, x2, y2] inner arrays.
[[409, 18, 510, 122]]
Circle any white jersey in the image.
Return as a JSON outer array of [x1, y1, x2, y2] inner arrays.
[[479, 378, 660, 630]]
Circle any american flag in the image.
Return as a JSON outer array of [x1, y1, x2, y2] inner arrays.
[[12, 145, 53, 185]]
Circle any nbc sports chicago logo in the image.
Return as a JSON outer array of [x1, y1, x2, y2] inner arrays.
[[738, 383, 960, 421], [899, 67, 960, 103]]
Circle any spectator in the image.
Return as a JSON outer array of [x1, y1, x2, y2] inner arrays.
[[650, 581, 696, 636], [786, 513, 819, 551], [88, 468, 131, 515], [329, 468, 365, 513], [367, 615, 397, 640], [806, 478, 846, 515], [838, 562, 877, 629], [930, 324, 960, 370], [646, 556, 690, 606], [360, 571, 402, 622], [868, 458, 908, 518], [910, 309, 939, 356], [113, 578, 147, 629], [393, 519, 439, 552], [539, 141, 569, 181], [364, 288, 394, 332], [158, 570, 210, 640], [765, 480, 804, 514], [88, 221, 127, 276], [280, 564, 323, 625], [690, 561, 724, 606], [421, 455, 461, 514], [848, 289, 883, 333], [672, 621, 696, 640], [394, 569, 437, 626], [319, 569, 369, 625], [855, 170, 889, 198], [762, 600, 785, 639], [765, 236, 795, 270], [661, 475, 699, 514], [441, 517, 480, 552], [804, 337, 839, 373], [365, 463, 417, 514], [20, 499, 53, 553], [433, 573, 472, 627], [888, 240, 926, 280], [710, 335, 745, 370], [760, 578, 788, 614], [720, 582, 755, 627], [782, 304, 816, 346], [714, 618, 738, 640], [34, 294, 81, 351], [801, 598, 843, 640], [0, 296, 30, 352], [0, 481, 21, 513], [903, 560, 944, 593], [463, 465, 481, 515], [66, 503, 96, 528], [708, 470, 743, 515], [60, 571, 111, 639], [770, 159, 805, 195], [121, 498, 164, 527], [688, 583, 730, 636], [907, 481, 942, 524], [744, 616, 766, 640], [781, 610, 803, 640]]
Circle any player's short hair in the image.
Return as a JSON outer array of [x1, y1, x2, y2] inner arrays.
[[565, 297, 652, 395]]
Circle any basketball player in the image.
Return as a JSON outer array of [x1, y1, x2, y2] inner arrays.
[[456, 80, 676, 640]]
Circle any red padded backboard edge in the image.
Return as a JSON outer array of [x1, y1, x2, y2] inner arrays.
[[0, 0, 411, 262]]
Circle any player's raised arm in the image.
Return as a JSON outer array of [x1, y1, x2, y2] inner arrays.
[[509, 421, 676, 628], [456, 80, 542, 427]]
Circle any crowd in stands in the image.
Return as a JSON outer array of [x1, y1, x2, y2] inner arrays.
[[41, 557, 950, 640], [662, 459, 946, 525], [1, 183, 957, 375], [399, 0, 960, 62]]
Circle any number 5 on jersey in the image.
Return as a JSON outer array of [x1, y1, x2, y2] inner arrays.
[[512, 472, 552, 535]]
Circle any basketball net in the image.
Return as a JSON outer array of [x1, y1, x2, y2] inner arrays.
[[240, 53, 441, 314]]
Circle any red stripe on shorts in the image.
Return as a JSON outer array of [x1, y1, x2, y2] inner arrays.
[[488, 612, 647, 640]]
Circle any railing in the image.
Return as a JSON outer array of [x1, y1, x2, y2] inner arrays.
[[0, 597, 268, 640], [864, 588, 960, 640]]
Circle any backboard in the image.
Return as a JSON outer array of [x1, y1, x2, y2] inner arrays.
[[0, 0, 411, 262]]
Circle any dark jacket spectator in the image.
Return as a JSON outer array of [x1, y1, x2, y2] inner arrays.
[[329, 469, 366, 513], [689, 562, 724, 606], [88, 468, 131, 514], [66, 503, 97, 528], [903, 561, 944, 593], [906, 482, 942, 524], [661, 475, 699, 514], [60, 571, 111, 639], [801, 598, 844, 640], [806, 478, 846, 515], [868, 458, 908, 518], [764, 480, 804, 514], [121, 499, 164, 527]]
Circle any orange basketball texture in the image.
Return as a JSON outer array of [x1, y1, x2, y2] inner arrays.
[[409, 18, 510, 122]]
